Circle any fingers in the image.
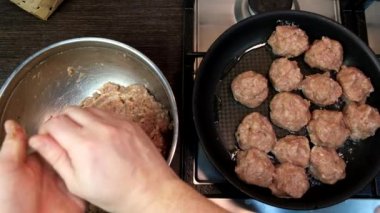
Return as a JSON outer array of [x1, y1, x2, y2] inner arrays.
[[63, 106, 104, 127], [39, 114, 82, 151], [84, 107, 116, 119], [29, 135, 74, 182], [40, 159, 86, 210], [0, 120, 27, 163], [26, 154, 43, 175], [66, 190, 86, 211], [64, 106, 125, 128]]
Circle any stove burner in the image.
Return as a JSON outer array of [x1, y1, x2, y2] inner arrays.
[[248, 0, 293, 13], [235, 0, 297, 22]]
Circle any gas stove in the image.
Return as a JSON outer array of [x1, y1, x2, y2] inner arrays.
[[182, 0, 380, 212]]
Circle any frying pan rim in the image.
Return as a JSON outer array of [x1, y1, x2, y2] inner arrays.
[[193, 10, 380, 210]]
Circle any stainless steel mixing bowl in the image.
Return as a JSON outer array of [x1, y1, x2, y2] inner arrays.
[[0, 37, 178, 164]]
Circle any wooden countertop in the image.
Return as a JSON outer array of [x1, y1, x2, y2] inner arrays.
[[0, 0, 183, 98], [0, 1, 184, 189]]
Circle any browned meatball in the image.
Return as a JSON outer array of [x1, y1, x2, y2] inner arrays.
[[269, 57, 303, 92], [268, 25, 309, 58], [300, 73, 342, 106], [310, 146, 346, 184], [269, 163, 309, 198], [270, 92, 311, 132], [343, 103, 380, 140], [307, 110, 350, 149], [337, 66, 374, 103], [236, 112, 276, 153], [235, 148, 275, 187], [272, 135, 310, 168], [304, 36, 343, 72], [231, 71, 268, 108]]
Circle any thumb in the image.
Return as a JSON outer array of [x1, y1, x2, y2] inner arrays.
[[41, 159, 86, 211], [0, 120, 27, 163], [29, 135, 74, 184]]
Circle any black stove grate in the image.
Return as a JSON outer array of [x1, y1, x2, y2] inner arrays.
[[182, 0, 380, 199]]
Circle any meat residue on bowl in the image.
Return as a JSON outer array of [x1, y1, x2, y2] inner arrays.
[[80, 82, 171, 155]]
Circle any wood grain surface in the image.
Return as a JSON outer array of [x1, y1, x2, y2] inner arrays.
[[0, 0, 183, 97], [0, 1, 183, 212]]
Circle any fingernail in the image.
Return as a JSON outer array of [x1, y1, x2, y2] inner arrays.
[[29, 137, 42, 149], [4, 120, 14, 135]]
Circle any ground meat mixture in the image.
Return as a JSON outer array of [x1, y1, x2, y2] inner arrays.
[[270, 92, 311, 132], [272, 135, 310, 168], [310, 146, 346, 184], [300, 73, 342, 106], [269, 163, 309, 198], [304, 36, 343, 72], [236, 112, 276, 153], [235, 148, 275, 188], [269, 57, 303, 92], [343, 103, 380, 140], [337, 66, 374, 103], [231, 71, 269, 108], [81, 82, 171, 155], [267, 25, 309, 58], [307, 110, 350, 149]]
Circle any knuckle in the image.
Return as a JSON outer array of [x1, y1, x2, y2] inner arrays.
[[48, 149, 66, 167]]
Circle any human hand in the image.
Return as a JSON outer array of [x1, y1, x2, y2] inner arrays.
[[0, 120, 85, 213], [29, 107, 179, 212]]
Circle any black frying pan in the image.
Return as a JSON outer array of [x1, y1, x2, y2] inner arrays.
[[192, 10, 380, 210]]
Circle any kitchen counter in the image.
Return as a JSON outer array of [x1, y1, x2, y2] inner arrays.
[[0, 0, 183, 98], [0, 0, 183, 172]]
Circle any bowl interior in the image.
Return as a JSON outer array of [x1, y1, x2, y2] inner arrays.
[[0, 38, 178, 162]]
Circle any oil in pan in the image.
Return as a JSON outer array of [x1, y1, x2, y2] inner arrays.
[[213, 42, 361, 188]]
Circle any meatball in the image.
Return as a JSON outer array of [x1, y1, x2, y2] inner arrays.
[[307, 110, 350, 149], [337, 66, 374, 103], [236, 112, 276, 153], [235, 148, 275, 187], [310, 146, 346, 184], [272, 135, 310, 168], [270, 92, 311, 132], [304, 36, 343, 72], [269, 163, 309, 198], [300, 73, 342, 106], [269, 57, 303, 92], [267, 25, 309, 58], [343, 103, 380, 140], [231, 71, 268, 108]]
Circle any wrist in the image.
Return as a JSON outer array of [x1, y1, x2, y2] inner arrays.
[[114, 170, 180, 213], [115, 176, 227, 213]]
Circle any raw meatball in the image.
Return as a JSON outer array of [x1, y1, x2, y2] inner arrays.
[[269, 57, 303, 92], [337, 66, 374, 103], [235, 148, 275, 187], [236, 112, 276, 153], [269, 163, 309, 198], [310, 146, 346, 184], [307, 110, 350, 148], [272, 135, 310, 168], [267, 25, 309, 58], [231, 71, 268, 108], [270, 92, 311, 132], [304, 36, 343, 72], [343, 103, 380, 140], [300, 73, 342, 106]]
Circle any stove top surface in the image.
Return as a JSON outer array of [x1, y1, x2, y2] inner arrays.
[[194, 0, 341, 53], [183, 0, 380, 211]]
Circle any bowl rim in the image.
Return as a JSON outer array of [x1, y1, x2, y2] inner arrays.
[[0, 37, 179, 165]]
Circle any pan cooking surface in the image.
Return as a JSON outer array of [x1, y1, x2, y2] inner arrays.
[[193, 10, 380, 209], [215, 42, 361, 188]]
